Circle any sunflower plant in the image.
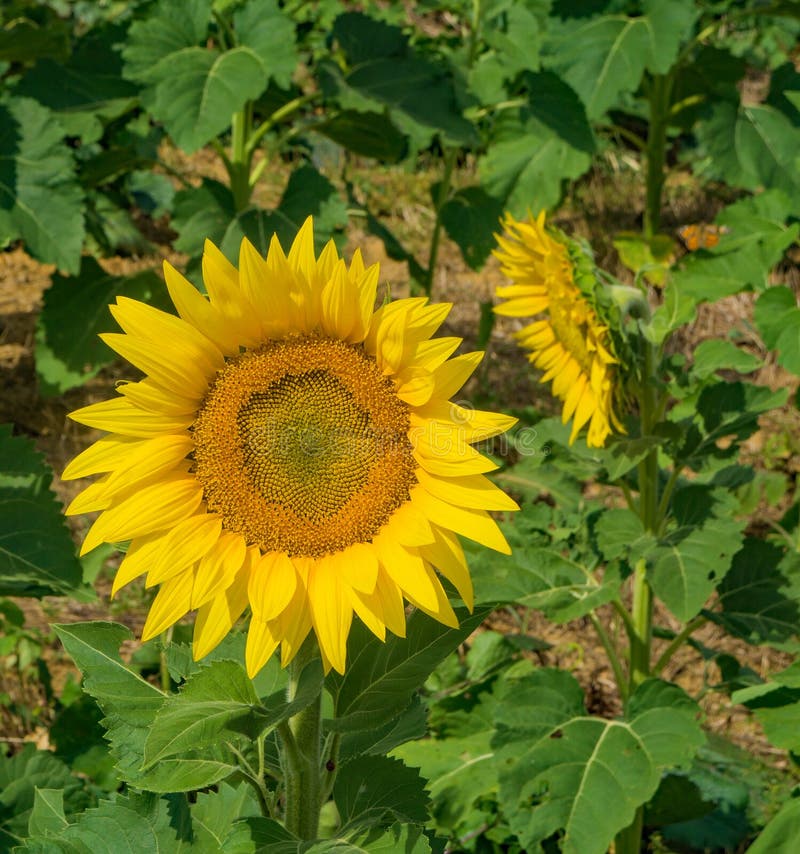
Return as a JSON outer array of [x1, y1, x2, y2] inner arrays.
[[32, 216, 518, 849], [392, 208, 800, 853]]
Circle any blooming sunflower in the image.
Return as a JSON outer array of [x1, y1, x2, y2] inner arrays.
[[64, 218, 517, 675], [493, 211, 621, 448]]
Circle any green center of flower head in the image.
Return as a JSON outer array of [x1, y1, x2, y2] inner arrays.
[[239, 371, 378, 520], [192, 336, 417, 557]]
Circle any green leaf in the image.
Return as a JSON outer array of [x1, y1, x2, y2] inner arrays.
[[479, 107, 591, 215], [394, 716, 496, 841], [0, 96, 84, 272], [468, 3, 548, 103], [122, 0, 211, 82], [732, 662, 800, 754], [22, 791, 196, 853], [123, 0, 279, 152], [172, 178, 237, 257], [233, 0, 298, 91], [334, 756, 429, 833], [643, 280, 697, 344], [671, 192, 800, 302], [439, 186, 504, 270], [748, 798, 800, 854], [696, 101, 800, 197], [648, 514, 745, 623], [348, 823, 431, 853], [595, 508, 657, 565], [542, 0, 696, 119], [148, 46, 269, 153], [144, 657, 323, 767], [173, 166, 347, 262], [53, 622, 166, 784], [471, 547, 621, 622], [314, 111, 407, 162], [712, 538, 800, 647], [28, 788, 69, 838], [755, 286, 800, 375], [691, 339, 762, 378], [326, 608, 489, 732], [0, 425, 84, 598], [191, 782, 262, 852], [494, 672, 704, 854], [0, 15, 70, 63], [36, 258, 164, 394], [331, 12, 477, 146], [14, 27, 140, 142], [339, 698, 427, 761], [0, 746, 90, 847], [679, 381, 788, 465]]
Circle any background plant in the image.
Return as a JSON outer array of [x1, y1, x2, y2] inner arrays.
[[2, 0, 800, 851]]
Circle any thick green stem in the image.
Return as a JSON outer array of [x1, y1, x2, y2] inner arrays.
[[281, 642, 322, 840], [615, 344, 660, 854], [615, 809, 644, 854], [643, 74, 673, 239], [229, 103, 253, 213], [419, 146, 458, 296]]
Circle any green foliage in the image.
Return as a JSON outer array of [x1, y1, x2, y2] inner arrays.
[[0, 426, 84, 598], [36, 259, 166, 394], [0, 96, 84, 272], [4, 1, 800, 851]]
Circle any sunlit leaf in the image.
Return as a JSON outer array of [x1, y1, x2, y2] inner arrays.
[[494, 672, 704, 854], [0, 96, 84, 272], [649, 514, 744, 623], [326, 608, 489, 732]]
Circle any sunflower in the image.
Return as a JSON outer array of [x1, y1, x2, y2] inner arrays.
[[63, 218, 517, 675], [493, 211, 621, 448]]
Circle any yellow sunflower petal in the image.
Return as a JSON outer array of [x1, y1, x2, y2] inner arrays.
[[308, 558, 352, 674], [116, 379, 199, 416], [112, 532, 165, 596], [411, 487, 510, 554], [249, 551, 297, 622], [194, 561, 251, 660], [415, 469, 519, 512], [141, 567, 195, 641], [164, 261, 241, 355], [145, 514, 223, 587], [80, 474, 203, 555], [245, 617, 282, 678], [418, 527, 473, 610], [192, 531, 248, 609], [69, 396, 192, 437]]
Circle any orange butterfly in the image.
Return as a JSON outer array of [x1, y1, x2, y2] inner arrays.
[[678, 223, 730, 251]]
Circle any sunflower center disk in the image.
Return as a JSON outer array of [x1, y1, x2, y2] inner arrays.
[[192, 337, 417, 557]]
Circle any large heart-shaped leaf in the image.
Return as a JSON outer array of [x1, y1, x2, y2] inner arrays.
[[494, 672, 704, 854], [0, 96, 84, 272]]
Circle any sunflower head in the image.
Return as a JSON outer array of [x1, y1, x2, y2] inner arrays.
[[493, 211, 624, 448], [63, 217, 517, 675]]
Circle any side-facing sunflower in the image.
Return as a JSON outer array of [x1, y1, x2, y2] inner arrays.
[[64, 218, 517, 675], [494, 211, 622, 448]]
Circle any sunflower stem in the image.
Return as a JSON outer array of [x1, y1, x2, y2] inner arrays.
[[281, 641, 323, 840], [616, 341, 660, 854], [420, 146, 458, 296], [229, 103, 253, 213], [643, 73, 673, 239]]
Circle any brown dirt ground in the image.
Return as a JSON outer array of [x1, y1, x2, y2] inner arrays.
[[1, 153, 799, 794]]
